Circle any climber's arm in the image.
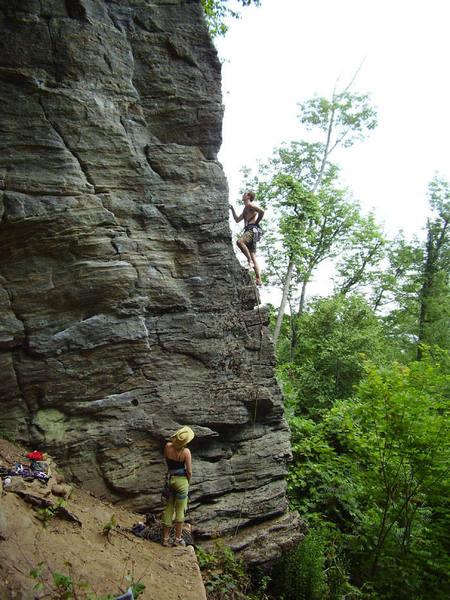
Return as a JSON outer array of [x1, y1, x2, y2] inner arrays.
[[229, 204, 244, 223]]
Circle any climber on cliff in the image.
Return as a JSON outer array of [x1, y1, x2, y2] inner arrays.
[[230, 190, 265, 286], [161, 426, 194, 547]]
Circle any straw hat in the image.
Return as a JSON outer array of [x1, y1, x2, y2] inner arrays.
[[170, 426, 195, 449]]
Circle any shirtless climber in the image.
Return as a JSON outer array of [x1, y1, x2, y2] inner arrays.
[[230, 190, 265, 286]]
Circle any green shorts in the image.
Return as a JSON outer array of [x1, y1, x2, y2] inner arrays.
[[162, 476, 189, 526]]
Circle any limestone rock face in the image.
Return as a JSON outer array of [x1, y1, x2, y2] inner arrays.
[[0, 0, 301, 561]]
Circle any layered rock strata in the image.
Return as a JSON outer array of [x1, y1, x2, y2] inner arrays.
[[0, 0, 301, 561]]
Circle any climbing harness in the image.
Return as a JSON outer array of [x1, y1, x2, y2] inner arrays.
[[244, 223, 263, 244], [161, 464, 189, 500], [242, 222, 263, 253], [164, 487, 189, 500], [168, 467, 187, 476]]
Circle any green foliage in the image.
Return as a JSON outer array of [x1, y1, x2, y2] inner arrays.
[[271, 530, 360, 600], [197, 540, 270, 600], [297, 91, 377, 150], [252, 79, 447, 600], [334, 212, 386, 296], [125, 572, 146, 600], [201, 0, 260, 38], [30, 562, 88, 600], [272, 533, 327, 600], [37, 499, 67, 528], [102, 514, 117, 541], [242, 85, 379, 349], [285, 355, 450, 599], [250, 140, 355, 276], [364, 176, 449, 359], [271, 172, 449, 597], [53, 570, 87, 599], [0, 431, 15, 442], [417, 176, 450, 357], [351, 357, 449, 590], [369, 234, 424, 358], [30, 566, 44, 594], [29, 561, 145, 600], [277, 294, 389, 416], [197, 540, 250, 598]]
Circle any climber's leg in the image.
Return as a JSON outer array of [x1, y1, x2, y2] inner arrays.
[[250, 251, 262, 286], [237, 232, 254, 269]]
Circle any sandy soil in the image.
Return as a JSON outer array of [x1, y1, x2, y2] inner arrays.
[[0, 438, 206, 600]]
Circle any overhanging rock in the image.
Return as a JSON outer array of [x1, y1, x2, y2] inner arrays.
[[0, 0, 303, 561]]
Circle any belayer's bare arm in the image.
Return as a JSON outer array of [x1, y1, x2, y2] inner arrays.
[[184, 448, 192, 481]]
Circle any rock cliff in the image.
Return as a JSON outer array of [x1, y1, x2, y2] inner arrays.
[[0, 0, 301, 563]]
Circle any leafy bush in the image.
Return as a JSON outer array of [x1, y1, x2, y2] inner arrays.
[[37, 499, 67, 528], [197, 540, 250, 599], [277, 295, 389, 418], [197, 540, 270, 600], [29, 561, 145, 600], [285, 354, 450, 599], [271, 532, 327, 600]]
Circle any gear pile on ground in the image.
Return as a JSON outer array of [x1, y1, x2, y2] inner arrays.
[[0, 438, 206, 600]]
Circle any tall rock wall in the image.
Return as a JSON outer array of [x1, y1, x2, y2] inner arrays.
[[0, 0, 301, 562]]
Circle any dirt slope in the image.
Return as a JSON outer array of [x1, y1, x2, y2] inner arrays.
[[0, 439, 206, 600]]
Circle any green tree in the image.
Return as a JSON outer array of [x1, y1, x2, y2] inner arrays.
[[370, 234, 421, 313], [417, 176, 450, 358], [201, 0, 260, 37], [367, 177, 449, 359], [257, 151, 362, 354], [277, 294, 388, 417], [245, 86, 377, 347], [286, 355, 450, 599], [334, 212, 386, 296], [271, 532, 328, 600]]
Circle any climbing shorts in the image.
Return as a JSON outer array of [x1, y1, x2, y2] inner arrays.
[[162, 476, 189, 526], [240, 230, 256, 252]]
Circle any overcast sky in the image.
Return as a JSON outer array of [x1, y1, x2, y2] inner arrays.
[[214, 0, 449, 302], [216, 0, 449, 232]]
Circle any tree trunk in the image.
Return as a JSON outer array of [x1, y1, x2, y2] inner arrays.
[[273, 256, 295, 346], [416, 219, 448, 359], [290, 277, 310, 358], [273, 98, 336, 347]]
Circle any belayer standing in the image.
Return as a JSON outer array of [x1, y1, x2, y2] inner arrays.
[[230, 190, 265, 286], [161, 426, 194, 547]]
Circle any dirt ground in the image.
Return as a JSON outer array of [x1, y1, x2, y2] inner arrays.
[[0, 438, 206, 600]]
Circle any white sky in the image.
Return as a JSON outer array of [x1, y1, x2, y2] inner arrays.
[[215, 0, 450, 303]]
